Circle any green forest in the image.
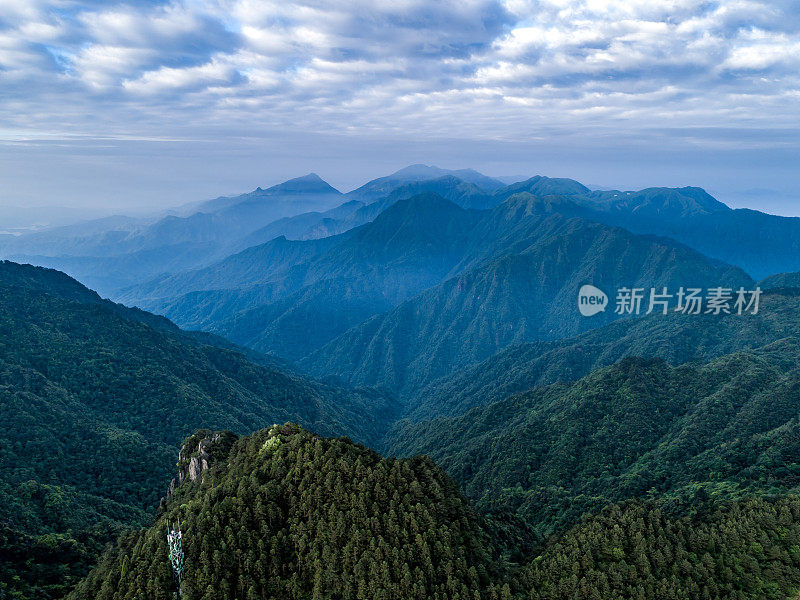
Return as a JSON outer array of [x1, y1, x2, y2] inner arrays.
[[68, 425, 506, 600], [67, 426, 800, 600], [3, 261, 800, 599], [388, 344, 800, 535], [0, 262, 397, 598]]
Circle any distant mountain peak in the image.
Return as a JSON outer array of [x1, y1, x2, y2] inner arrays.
[[391, 164, 444, 177], [502, 175, 592, 197], [348, 165, 505, 201], [353, 192, 474, 245], [589, 186, 731, 216], [263, 173, 342, 195], [299, 172, 324, 181]]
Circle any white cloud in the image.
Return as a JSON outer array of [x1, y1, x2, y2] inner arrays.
[[0, 0, 797, 152], [123, 59, 236, 93], [72, 45, 156, 89], [723, 29, 800, 70]]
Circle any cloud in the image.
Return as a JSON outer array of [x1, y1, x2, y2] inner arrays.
[[122, 58, 240, 93], [0, 0, 798, 163]]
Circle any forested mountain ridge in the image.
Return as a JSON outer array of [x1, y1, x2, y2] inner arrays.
[[119, 190, 754, 394], [122, 194, 486, 361], [5, 166, 800, 599], [405, 289, 800, 421], [761, 270, 800, 289], [117, 182, 607, 315], [520, 496, 800, 600], [501, 182, 800, 279], [302, 210, 752, 396], [5, 261, 799, 599], [67, 425, 509, 600], [121, 188, 485, 312], [67, 425, 800, 600], [0, 262, 397, 599], [119, 235, 343, 308], [387, 340, 800, 536]]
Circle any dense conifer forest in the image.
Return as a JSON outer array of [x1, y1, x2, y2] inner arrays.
[[67, 426, 800, 600], [68, 425, 507, 600]]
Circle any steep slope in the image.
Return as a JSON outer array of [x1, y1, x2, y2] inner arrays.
[[485, 181, 800, 279], [0, 262, 397, 599], [406, 290, 800, 421], [68, 425, 506, 600], [124, 178, 497, 308], [302, 215, 752, 396], [208, 278, 397, 362], [388, 344, 800, 535], [293, 192, 480, 291], [491, 182, 800, 280], [68, 428, 800, 600], [583, 191, 800, 279], [121, 235, 342, 307], [212, 194, 483, 360]]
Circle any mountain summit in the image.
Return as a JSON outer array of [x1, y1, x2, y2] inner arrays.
[[347, 164, 505, 200], [69, 425, 503, 599], [258, 172, 341, 195]]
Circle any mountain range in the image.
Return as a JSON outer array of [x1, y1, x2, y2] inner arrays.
[[387, 337, 800, 533], [7, 166, 797, 302], [0, 174, 344, 295], [114, 190, 754, 395], [75, 172, 792, 405], [401, 289, 800, 422], [0, 261, 395, 598], [5, 164, 800, 599], [299, 196, 751, 395]]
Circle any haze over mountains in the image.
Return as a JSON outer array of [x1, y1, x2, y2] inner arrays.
[[4, 165, 800, 599], [3, 164, 799, 403], [0, 173, 345, 295], [4, 164, 799, 396]]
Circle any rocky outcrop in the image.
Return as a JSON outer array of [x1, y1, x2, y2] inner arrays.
[[162, 429, 238, 507]]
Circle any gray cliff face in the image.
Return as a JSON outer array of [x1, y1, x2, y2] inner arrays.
[[162, 429, 238, 506], [180, 437, 212, 484]]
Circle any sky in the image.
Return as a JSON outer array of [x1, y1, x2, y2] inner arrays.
[[1, 0, 799, 217]]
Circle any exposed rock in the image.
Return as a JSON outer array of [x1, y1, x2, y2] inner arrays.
[[161, 429, 238, 508]]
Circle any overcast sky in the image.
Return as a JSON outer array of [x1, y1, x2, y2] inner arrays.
[[1, 0, 799, 216]]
